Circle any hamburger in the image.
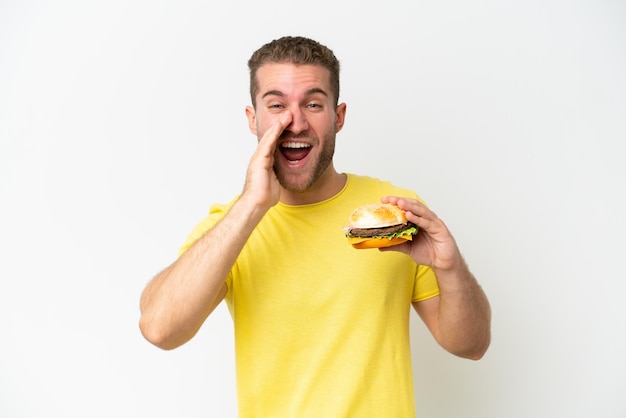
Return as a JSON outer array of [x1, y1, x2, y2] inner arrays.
[[344, 203, 419, 249]]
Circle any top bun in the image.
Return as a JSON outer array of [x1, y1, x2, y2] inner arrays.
[[348, 203, 407, 228]]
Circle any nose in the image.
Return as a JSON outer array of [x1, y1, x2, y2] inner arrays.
[[285, 107, 309, 135]]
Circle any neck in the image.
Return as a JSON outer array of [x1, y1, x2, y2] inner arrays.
[[279, 168, 346, 206]]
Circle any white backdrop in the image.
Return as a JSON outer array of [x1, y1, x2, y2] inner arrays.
[[1, 1, 625, 417]]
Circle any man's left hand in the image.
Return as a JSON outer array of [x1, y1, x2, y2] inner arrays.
[[379, 196, 462, 272]]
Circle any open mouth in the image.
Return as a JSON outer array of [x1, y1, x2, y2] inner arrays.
[[280, 141, 312, 163]]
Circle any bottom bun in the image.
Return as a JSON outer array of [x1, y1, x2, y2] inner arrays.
[[350, 236, 410, 249]]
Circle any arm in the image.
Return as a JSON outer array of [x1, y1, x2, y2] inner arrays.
[[139, 112, 293, 350], [380, 196, 491, 360]]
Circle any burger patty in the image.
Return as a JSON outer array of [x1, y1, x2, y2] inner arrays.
[[348, 222, 417, 237]]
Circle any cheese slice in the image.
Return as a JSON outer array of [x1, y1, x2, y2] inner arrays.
[[347, 235, 413, 245]]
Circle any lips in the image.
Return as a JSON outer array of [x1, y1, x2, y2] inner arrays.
[[280, 141, 311, 162]]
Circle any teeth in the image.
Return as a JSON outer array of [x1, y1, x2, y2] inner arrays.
[[281, 142, 311, 149]]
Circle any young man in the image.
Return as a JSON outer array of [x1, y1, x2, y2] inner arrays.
[[140, 36, 491, 417]]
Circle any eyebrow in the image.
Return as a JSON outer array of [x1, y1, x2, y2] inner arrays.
[[261, 87, 329, 100]]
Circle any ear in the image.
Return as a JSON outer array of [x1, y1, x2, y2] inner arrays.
[[335, 103, 347, 133], [245, 106, 257, 135]]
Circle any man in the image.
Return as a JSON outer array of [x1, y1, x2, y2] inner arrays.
[[139, 36, 491, 417]]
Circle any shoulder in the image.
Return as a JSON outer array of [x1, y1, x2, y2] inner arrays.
[[178, 195, 239, 256], [346, 173, 420, 200]]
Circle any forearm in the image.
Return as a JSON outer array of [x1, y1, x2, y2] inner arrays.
[[433, 258, 491, 359], [139, 195, 268, 350]]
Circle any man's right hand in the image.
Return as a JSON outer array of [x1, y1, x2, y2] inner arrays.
[[139, 111, 295, 350], [242, 111, 293, 210]]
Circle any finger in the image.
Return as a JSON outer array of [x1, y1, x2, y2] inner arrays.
[[405, 211, 439, 234], [393, 198, 434, 219], [388, 198, 446, 236], [381, 196, 427, 211], [256, 112, 293, 157], [380, 195, 401, 206], [380, 196, 430, 223]]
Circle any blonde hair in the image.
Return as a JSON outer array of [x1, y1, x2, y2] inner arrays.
[[248, 36, 340, 107]]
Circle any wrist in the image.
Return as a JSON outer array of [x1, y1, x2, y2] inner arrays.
[[234, 192, 273, 224], [433, 255, 472, 289]]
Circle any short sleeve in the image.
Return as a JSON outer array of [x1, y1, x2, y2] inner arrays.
[[412, 264, 440, 302], [178, 198, 238, 257]]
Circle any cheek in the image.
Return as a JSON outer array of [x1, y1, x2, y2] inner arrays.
[[255, 114, 278, 135]]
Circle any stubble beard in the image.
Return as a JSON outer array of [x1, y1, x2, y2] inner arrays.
[[273, 132, 336, 194]]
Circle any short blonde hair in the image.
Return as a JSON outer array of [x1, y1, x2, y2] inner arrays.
[[247, 36, 340, 107]]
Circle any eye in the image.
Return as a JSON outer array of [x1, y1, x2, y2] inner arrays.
[[306, 102, 323, 110], [266, 103, 286, 112]]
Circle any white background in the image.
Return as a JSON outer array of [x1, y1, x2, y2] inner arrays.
[[1, 1, 625, 417]]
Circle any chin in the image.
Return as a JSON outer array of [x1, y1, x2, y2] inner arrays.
[[277, 176, 315, 194], [275, 168, 318, 193]]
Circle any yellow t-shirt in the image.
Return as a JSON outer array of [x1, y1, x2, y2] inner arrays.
[[180, 174, 440, 418]]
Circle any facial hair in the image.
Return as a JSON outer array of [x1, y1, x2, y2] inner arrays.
[[272, 132, 336, 193]]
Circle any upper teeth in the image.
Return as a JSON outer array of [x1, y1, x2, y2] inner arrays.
[[282, 142, 310, 149]]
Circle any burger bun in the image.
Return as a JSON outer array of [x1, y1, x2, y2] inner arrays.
[[348, 203, 407, 228]]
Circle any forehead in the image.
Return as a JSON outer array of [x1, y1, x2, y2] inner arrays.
[[255, 63, 332, 99]]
